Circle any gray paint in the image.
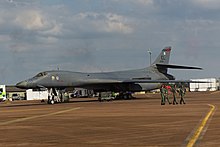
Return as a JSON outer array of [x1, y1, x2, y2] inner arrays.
[[16, 47, 202, 92]]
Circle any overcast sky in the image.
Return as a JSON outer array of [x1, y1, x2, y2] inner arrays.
[[1, 0, 220, 84]]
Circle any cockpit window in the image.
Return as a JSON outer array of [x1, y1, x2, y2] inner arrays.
[[34, 72, 47, 78]]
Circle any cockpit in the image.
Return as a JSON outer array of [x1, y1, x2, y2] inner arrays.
[[34, 72, 48, 78], [16, 71, 50, 89]]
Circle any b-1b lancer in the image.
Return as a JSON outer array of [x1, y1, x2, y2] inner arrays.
[[16, 47, 202, 104]]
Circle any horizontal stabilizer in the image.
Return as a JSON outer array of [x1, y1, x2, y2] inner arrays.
[[123, 79, 210, 84], [156, 64, 203, 70]]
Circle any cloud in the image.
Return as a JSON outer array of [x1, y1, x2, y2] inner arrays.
[[74, 12, 133, 34], [9, 8, 133, 47], [6, 0, 38, 7], [112, 0, 153, 6], [0, 1, 135, 56], [95, 13, 133, 34], [0, 8, 63, 52], [0, 35, 10, 42], [1, 0, 220, 84], [15, 10, 46, 31], [9, 43, 30, 53], [14, 9, 62, 36], [136, 0, 153, 5], [192, 0, 220, 9]]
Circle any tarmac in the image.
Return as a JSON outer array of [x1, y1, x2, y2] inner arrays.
[[0, 91, 219, 147]]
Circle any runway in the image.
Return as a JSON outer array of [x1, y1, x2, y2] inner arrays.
[[0, 92, 219, 146]]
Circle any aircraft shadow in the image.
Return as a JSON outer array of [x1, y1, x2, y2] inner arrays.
[[0, 103, 46, 108], [0, 97, 153, 108]]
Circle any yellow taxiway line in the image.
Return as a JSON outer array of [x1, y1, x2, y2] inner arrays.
[[0, 107, 81, 125], [187, 104, 215, 147]]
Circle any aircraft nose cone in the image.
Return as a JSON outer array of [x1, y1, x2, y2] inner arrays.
[[16, 81, 28, 89]]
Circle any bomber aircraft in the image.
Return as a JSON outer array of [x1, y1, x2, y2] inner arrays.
[[16, 47, 202, 104]]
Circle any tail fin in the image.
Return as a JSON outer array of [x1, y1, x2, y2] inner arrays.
[[152, 46, 171, 65], [152, 46, 202, 74]]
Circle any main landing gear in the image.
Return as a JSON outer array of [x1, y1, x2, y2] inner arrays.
[[116, 92, 134, 100], [47, 88, 69, 104]]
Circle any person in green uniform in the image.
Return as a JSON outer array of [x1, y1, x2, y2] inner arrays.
[[160, 85, 166, 105], [165, 85, 172, 104], [179, 84, 186, 104], [171, 84, 178, 105]]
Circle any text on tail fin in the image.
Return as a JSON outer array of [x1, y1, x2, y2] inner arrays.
[[152, 46, 171, 65]]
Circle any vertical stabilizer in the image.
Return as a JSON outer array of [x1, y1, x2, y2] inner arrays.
[[151, 46, 202, 75], [152, 46, 171, 65]]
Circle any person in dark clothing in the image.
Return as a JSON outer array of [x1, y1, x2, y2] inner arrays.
[[179, 85, 186, 104], [171, 84, 178, 105], [160, 85, 166, 105], [165, 85, 172, 104]]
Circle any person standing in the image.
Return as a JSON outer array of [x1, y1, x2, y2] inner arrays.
[[160, 85, 166, 105], [171, 84, 178, 105], [165, 85, 172, 104], [179, 84, 186, 104]]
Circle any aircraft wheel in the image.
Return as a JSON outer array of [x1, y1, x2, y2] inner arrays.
[[48, 99, 55, 104], [50, 100, 55, 105], [123, 94, 128, 99]]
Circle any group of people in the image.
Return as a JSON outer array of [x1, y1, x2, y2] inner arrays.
[[160, 84, 186, 105]]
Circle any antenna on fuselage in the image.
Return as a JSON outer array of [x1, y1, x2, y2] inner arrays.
[[147, 48, 152, 66]]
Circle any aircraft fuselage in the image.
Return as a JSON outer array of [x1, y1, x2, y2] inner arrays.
[[16, 66, 172, 92]]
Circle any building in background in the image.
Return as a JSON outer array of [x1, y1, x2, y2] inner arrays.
[[190, 78, 218, 92], [26, 89, 48, 100]]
